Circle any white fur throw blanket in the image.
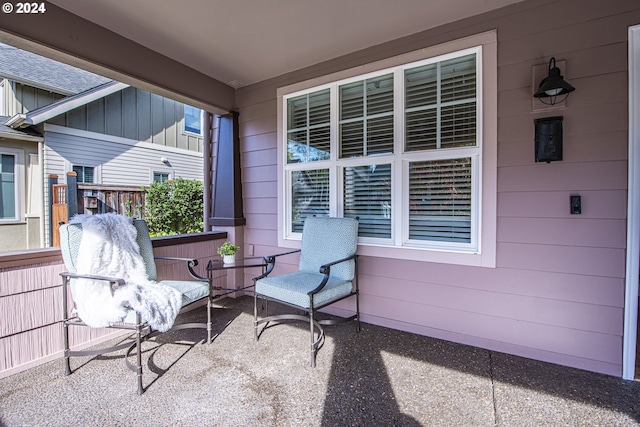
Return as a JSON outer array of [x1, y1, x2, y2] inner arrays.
[[70, 213, 181, 332]]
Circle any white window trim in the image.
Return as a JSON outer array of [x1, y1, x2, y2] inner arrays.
[[277, 31, 497, 267], [0, 147, 25, 223]]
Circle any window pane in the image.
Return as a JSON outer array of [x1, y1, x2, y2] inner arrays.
[[291, 169, 329, 233], [153, 172, 170, 183], [344, 163, 391, 238], [72, 165, 83, 182], [440, 54, 476, 103], [73, 165, 94, 183], [287, 90, 330, 164], [339, 74, 394, 158], [405, 63, 437, 109], [405, 54, 476, 152], [409, 158, 472, 243], [84, 167, 94, 183], [0, 154, 16, 219], [406, 108, 437, 151], [184, 105, 202, 134], [441, 103, 476, 148]]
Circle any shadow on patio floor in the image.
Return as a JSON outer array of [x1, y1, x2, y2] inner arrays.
[[1, 295, 639, 426]]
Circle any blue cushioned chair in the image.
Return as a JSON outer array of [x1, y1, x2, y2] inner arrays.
[[253, 216, 360, 367], [59, 218, 212, 394]]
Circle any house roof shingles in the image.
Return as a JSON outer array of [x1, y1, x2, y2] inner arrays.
[[0, 42, 111, 95], [0, 115, 42, 140]]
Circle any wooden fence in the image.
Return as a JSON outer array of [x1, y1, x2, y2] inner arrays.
[[77, 184, 146, 217]]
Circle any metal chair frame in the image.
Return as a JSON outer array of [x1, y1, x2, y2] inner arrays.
[[60, 221, 213, 395], [253, 241, 360, 367]]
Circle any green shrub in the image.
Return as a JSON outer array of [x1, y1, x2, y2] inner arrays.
[[144, 178, 204, 236]]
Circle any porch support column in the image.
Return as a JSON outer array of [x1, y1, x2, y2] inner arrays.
[[210, 111, 246, 295], [203, 112, 213, 232], [210, 111, 245, 227]]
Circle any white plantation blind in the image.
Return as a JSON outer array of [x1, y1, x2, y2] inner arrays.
[[339, 74, 394, 158], [291, 169, 330, 233], [405, 54, 476, 151], [409, 158, 472, 243], [343, 164, 392, 238], [283, 45, 483, 254], [287, 89, 331, 163]]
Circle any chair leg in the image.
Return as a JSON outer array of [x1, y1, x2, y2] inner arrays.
[[63, 321, 71, 376], [135, 315, 144, 395], [206, 297, 212, 344], [309, 310, 316, 368], [253, 292, 258, 342], [61, 276, 72, 376], [355, 291, 361, 333]]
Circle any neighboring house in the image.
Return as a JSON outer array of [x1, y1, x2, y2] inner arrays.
[[0, 43, 204, 251]]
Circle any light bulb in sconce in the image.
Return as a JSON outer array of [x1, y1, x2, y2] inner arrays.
[[160, 157, 169, 163]]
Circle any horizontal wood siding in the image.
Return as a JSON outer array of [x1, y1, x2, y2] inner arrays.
[[43, 130, 203, 186], [235, 0, 640, 376]]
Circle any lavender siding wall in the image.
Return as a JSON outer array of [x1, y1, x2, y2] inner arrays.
[[235, 0, 640, 376]]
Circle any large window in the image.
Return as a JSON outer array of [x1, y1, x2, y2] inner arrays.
[[0, 153, 17, 220], [279, 33, 497, 266]]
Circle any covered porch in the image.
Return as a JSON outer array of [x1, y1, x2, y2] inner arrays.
[[1, 0, 640, 420], [1, 295, 640, 425]]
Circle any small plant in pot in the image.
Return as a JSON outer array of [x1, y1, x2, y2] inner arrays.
[[217, 241, 240, 264]]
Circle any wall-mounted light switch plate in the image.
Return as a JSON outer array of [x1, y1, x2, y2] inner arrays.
[[570, 195, 581, 215]]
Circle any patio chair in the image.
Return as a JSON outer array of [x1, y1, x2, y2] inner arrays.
[[253, 216, 360, 367], [59, 217, 212, 394]]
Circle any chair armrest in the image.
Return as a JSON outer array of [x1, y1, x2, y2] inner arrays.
[[154, 256, 208, 281], [253, 249, 301, 281], [60, 271, 126, 292], [309, 254, 358, 295]]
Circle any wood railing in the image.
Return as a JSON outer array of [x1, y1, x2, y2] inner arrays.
[[0, 231, 227, 379]]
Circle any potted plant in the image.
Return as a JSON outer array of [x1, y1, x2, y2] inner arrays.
[[217, 241, 240, 264]]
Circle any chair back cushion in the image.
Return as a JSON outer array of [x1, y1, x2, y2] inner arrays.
[[299, 217, 358, 281], [60, 218, 157, 280]]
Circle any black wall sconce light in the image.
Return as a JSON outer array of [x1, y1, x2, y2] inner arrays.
[[533, 57, 575, 105]]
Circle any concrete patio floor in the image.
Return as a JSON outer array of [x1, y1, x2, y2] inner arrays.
[[1, 295, 639, 426]]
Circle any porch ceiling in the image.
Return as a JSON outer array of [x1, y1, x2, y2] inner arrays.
[[49, 0, 524, 88]]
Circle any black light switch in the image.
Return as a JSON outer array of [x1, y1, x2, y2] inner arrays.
[[570, 195, 581, 215]]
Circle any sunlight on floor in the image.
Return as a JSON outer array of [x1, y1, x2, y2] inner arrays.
[[380, 350, 493, 424]]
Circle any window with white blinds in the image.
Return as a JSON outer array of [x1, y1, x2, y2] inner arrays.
[[282, 45, 484, 254], [339, 74, 394, 158], [287, 90, 331, 163], [344, 163, 392, 238], [291, 168, 330, 233], [408, 158, 472, 243]]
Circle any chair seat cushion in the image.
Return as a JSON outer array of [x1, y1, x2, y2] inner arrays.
[[158, 280, 210, 307], [256, 271, 353, 309]]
